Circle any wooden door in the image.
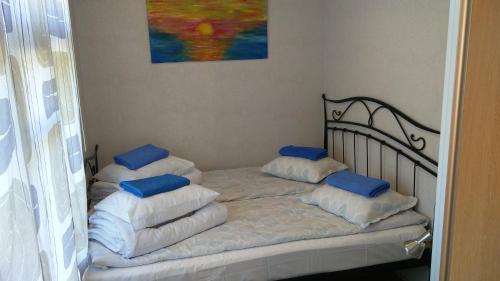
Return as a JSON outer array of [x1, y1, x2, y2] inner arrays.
[[444, 0, 500, 280]]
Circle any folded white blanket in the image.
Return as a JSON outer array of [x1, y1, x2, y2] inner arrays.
[[89, 202, 227, 258]]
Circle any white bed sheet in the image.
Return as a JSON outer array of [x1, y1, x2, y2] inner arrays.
[[84, 225, 425, 281], [203, 167, 319, 202], [89, 195, 427, 268]]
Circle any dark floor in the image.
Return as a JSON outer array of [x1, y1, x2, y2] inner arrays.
[[283, 253, 432, 281], [285, 250, 432, 281], [284, 266, 431, 281], [285, 268, 404, 281]]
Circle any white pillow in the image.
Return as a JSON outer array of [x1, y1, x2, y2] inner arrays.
[[302, 186, 417, 228], [184, 168, 203, 185], [94, 156, 195, 183], [94, 184, 219, 230], [261, 156, 348, 183]]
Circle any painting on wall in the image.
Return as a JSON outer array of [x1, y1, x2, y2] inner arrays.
[[146, 0, 268, 63]]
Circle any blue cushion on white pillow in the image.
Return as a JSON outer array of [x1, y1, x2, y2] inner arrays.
[[326, 171, 390, 198], [113, 144, 169, 170], [279, 145, 328, 161], [302, 185, 417, 228], [120, 174, 190, 198]]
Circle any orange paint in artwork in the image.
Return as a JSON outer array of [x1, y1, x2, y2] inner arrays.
[[146, 0, 266, 61]]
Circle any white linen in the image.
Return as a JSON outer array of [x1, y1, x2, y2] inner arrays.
[[89, 202, 227, 258], [303, 186, 418, 228], [84, 225, 426, 281], [94, 156, 195, 183], [94, 185, 219, 230], [89, 195, 428, 268], [203, 167, 319, 202], [261, 156, 348, 183], [184, 168, 203, 184]]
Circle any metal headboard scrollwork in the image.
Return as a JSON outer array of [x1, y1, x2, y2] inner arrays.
[[322, 94, 440, 197]]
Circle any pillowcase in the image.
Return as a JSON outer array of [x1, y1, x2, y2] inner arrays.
[[94, 184, 219, 230], [261, 156, 348, 183], [94, 156, 195, 183], [302, 185, 417, 228], [184, 168, 203, 185]]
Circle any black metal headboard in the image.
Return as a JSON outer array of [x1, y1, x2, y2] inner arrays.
[[322, 94, 440, 197], [85, 144, 99, 177]]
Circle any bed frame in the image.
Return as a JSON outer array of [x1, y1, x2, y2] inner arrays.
[[83, 94, 440, 280], [85, 144, 99, 177], [322, 94, 440, 197], [316, 94, 440, 280]]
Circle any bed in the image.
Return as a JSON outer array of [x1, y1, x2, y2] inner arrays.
[[83, 95, 440, 281]]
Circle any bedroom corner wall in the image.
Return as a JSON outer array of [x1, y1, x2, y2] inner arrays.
[[323, 0, 449, 131], [71, 0, 449, 171], [70, 0, 326, 170]]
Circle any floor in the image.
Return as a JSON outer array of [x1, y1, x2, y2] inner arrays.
[[396, 266, 431, 281], [285, 266, 430, 281], [286, 269, 403, 281]]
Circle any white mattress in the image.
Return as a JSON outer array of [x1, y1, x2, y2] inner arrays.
[[85, 167, 428, 280], [84, 225, 425, 281]]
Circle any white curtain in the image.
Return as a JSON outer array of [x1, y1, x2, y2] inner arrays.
[[1, 0, 88, 280]]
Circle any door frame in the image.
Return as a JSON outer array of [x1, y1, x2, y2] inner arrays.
[[430, 0, 470, 280]]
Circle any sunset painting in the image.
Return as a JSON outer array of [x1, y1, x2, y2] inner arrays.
[[146, 0, 268, 63]]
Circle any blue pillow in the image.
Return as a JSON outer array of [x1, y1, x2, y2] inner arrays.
[[326, 171, 390, 198], [279, 145, 328, 161], [114, 144, 169, 170], [120, 174, 190, 198]]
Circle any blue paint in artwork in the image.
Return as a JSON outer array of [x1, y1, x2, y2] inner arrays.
[[148, 23, 268, 63], [149, 29, 187, 63], [224, 23, 268, 60]]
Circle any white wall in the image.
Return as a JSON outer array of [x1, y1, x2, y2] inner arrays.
[[71, 0, 326, 170], [323, 0, 449, 130]]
